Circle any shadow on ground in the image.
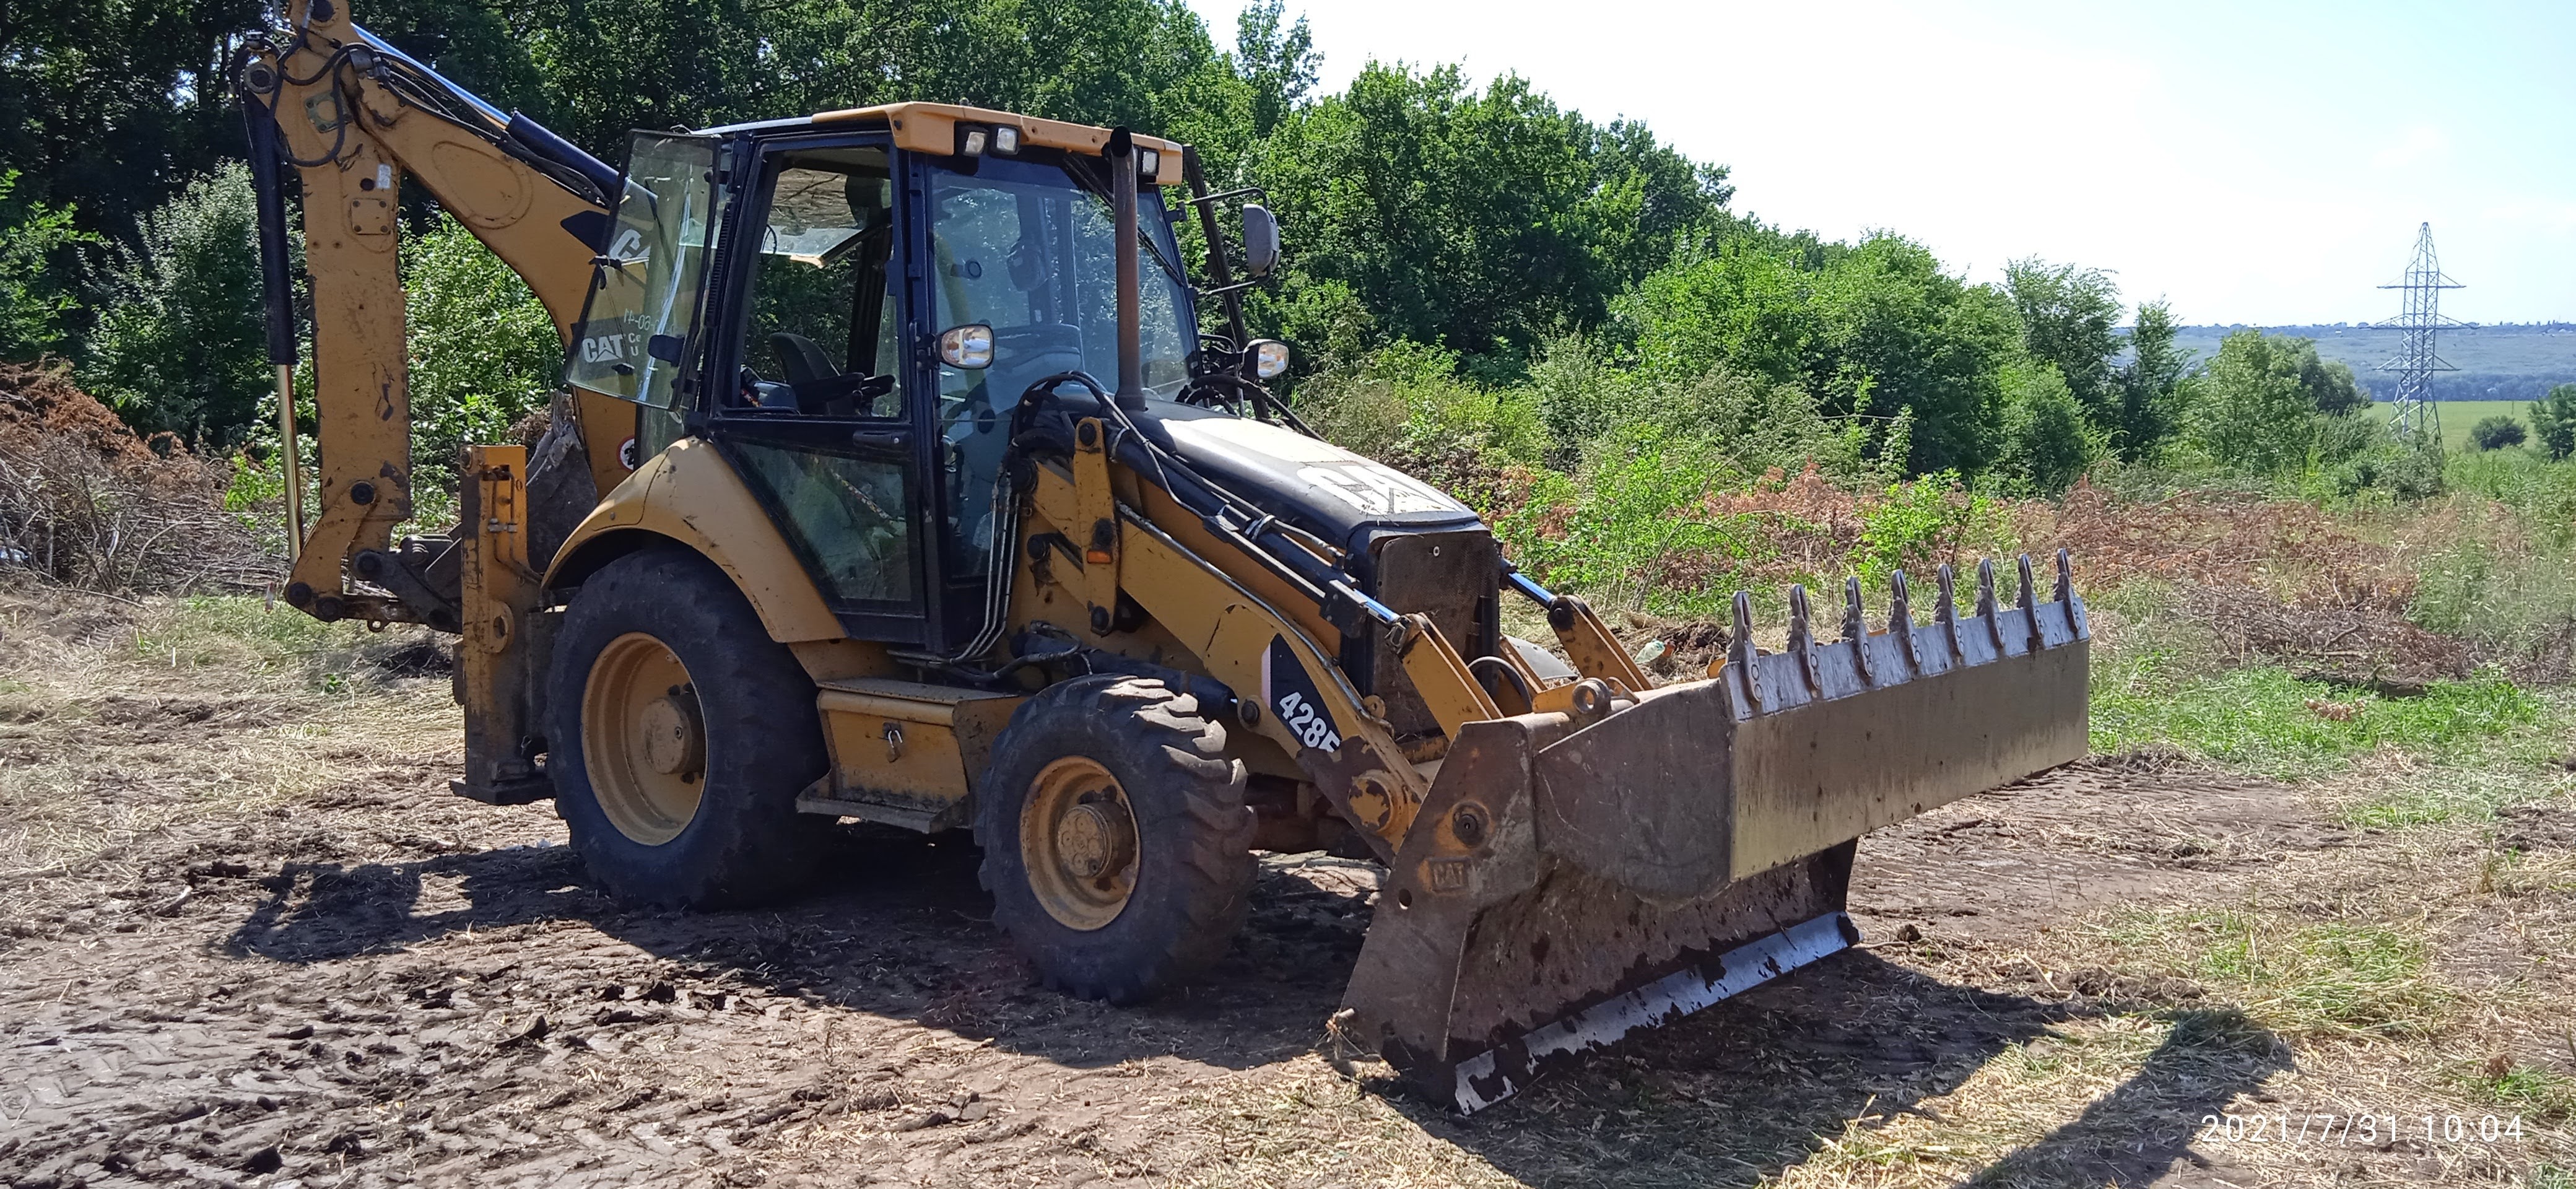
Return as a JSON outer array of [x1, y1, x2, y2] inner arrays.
[[222, 826, 2291, 1187], [1390, 956, 2291, 1188], [223, 824, 1366, 1073]]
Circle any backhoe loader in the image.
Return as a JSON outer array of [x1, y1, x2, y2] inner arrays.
[[237, 0, 2090, 1111]]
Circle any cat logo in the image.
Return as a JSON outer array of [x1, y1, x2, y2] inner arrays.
[[579, 333, 630, 364]]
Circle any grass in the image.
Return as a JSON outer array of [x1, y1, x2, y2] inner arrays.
[[2455, 1061, 2576, 1124], [2370, 400, 2539, 451], [2085, 909, 2450, 1043], [0, 585, 459, 889], [2091, 663, 2551, 782]]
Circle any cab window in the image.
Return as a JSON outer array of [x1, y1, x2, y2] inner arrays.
[[732, 147, 903, 418]]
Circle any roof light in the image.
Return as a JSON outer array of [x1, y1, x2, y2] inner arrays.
[[992, 124, 1020, 154], [960, 128, 988, 157], [1137, 148, 1160, 178]]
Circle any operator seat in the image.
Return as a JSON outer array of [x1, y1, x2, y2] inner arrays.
[[766, 331, 890, 417], [772, 332, 839, 388]]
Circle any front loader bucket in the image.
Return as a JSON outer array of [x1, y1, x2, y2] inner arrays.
[[1336, 553, 2090, 1111]]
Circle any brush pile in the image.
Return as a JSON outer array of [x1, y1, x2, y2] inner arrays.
[[0, 360, 275, 593]]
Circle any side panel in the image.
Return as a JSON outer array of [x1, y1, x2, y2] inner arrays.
[[543, 437, 845, 643], [804, 679, 1027, 832]]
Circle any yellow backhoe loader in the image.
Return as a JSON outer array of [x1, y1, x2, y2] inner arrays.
[[237, 0, 2089, 1110]]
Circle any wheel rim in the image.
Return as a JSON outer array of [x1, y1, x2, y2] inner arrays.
[[582, 631, 706, 846], [1020, 756, 1139, 931]]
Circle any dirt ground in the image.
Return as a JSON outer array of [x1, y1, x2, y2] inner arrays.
[[4, 587, 2573, 1188]]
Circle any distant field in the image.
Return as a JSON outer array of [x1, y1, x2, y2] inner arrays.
[[2365, 398, 2533, 450], [2172, 323, 2576, 404]]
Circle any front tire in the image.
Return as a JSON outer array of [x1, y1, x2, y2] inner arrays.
[[977, 676, 1255, 1003], [547, 547, 827, 908]]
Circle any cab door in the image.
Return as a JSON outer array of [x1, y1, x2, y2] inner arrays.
[[696, 136, 934, 646]]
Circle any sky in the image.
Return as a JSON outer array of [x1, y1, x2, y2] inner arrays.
[[1183, 0, 2576, 326]]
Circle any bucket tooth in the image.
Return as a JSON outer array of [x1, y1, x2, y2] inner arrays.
[[1787, 585, 1821, 696], [1729, 590, 1762, 712], [2016, 554, 2044, 649], [1889, 570, 1920, 674], [2056, 548, 2088, 635], [1340, 554, 2092, 1112], [1935, 564, 1962, 660], [1976, 558, 2004, 649], [1841, 577, 1873, 686]]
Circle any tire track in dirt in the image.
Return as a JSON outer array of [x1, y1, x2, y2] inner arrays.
[[4, 720, 2357, 1188]]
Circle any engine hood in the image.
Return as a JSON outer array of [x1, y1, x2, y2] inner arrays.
[[1134, 402, 1482, 545]]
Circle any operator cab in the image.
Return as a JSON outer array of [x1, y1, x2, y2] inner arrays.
[[562, 106, 1250, 655]]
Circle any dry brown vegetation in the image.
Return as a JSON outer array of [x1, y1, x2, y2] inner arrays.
[[0, 362, 276, 594]]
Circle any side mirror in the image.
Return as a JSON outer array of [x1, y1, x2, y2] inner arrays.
[[1242, 204, 1279, 277], [938, 324, 994, 369], [1247, 339, 1290, 380]]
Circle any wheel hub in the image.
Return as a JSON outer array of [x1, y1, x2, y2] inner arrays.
[[581, 632, 706, 846], [1055, 801, 1135, 881], [638, 692, 705, 777], [1021, 757, 1140, 931]]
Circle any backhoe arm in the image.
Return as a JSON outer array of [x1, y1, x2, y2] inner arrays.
[[240, 0, 627, 624]]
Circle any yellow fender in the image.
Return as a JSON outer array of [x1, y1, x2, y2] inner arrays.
[[543, 437, 845, 643]]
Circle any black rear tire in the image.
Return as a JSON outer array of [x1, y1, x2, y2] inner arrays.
[[547, 547, 827, 908], [977, 676, 1255, 1003]]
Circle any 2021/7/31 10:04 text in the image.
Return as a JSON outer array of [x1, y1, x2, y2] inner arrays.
[[2199, 1113, 2526, 1145]]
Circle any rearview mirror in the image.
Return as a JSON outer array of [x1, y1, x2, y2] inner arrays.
[[1242, 204, 1279, 277], [938, 324, 994, 369]]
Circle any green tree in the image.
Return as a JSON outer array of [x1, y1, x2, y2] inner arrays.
[[2191, 329, 2329, 476], [2111, 298, 2193, 460], [2298, 352, 2368, 417], [2530, 383, 2576, 460], [1618, 234, 2019, 474], [2004, 258, 2120, 435], [0, 0, 259, 240], [1994, 362, 2102, 495], [1229, 0, 1318, 140], [1253, 61, 1727, 378], [406, 214, 563, 494], [2468, 414, 2526, 451], [0, 171, 98, 360], [81, 163, 269, 445]]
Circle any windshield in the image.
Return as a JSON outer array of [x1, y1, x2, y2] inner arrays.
[[926, 155, 1194, 404], [928, 155, 1195, 585]]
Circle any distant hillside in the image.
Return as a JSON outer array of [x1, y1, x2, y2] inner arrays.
[[2168, 323, 2576, 403]]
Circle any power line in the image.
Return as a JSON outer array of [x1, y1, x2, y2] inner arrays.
[[2377, 222, 2463, 444]]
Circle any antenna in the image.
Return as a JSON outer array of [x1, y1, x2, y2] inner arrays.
[[2377, 222, 2464, 444]]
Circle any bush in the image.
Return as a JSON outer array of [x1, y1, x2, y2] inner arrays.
[[2530, 384, 2576, 461], [404, 214, 562, 495], [80, 163, 272, 447], [1994, 362, 2102, 495], [0, 171, 97, 362], [1854, 469, 2003, 582], [2469, 414, 2528, 451], [1494, 429, 1774, 617]]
